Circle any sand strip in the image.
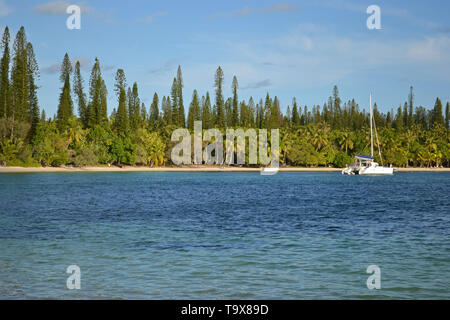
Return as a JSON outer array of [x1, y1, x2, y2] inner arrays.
[[1, 166, 449, 173]]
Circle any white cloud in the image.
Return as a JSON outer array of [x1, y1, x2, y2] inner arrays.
[[314, 0, 364, 13], [407, 36, 450, 62], [0, 0, 12, 17], [43, 56, 95, 74], [42, 63, 60, 74], [72, 56, 91, 70], [277, 33, 313, 51], [314, 0, 437, 29], [136, 12, 168, 24], [242, 79, 272, 89], [210, 3, 298, 19], [148, 59, 178, 74], [34, 1, 91, 15], [210, 7, 251, 18], [219, 25, 450, 90], [264, 3, 299, 14]]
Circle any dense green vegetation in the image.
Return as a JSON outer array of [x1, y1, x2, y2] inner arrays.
[[0, 26, 449, 168]]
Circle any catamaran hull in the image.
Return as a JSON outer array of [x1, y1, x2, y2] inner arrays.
[[342, 166, 394, 175], [358, 167, 394, 175]]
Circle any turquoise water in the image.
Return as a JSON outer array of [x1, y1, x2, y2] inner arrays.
[[0, 172, 449, 299]]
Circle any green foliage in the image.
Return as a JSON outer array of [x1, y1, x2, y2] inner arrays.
[[432, 98, 444, 126], [214, 66, 225, 127], [135, 128, 165, 166], [187, 90, 201, 130], [128, 82, 141, 130], [110, 133, 137, 165], [26, 42, 40, 141], [149, 92, 159, 126], [56, 53, 74, 131], [0, 26, 10, 119], [72, 145, 98, 167], [87, 58, 107, 127], [292, 98, 300, 126], [11, 26, 29, 122], [57, 78, 73, 131], [332, 151, 353, 168], [202, 92, 212, 129], [177, 66, 185, 128], [73, 60, 87, 127], [0, 27, 447, 169], [0, 138, 23, 162], [32, 121, 69, 166], [0, 117, 30, 140], [231, 76, 239, 127], [170, 77, 179, 126], [114, 87, 129, 133], [0, 138, 38, 166], [85, 124, 113, 164]]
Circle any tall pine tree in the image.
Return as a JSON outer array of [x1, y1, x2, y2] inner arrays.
[[431, 97, 444, 125], [214, 66, 225, 127], [187, 89, 200, 130], [114, 87, 128, 133], [11, 26, 29, 123], [395, 105, 403, 131], [149, 92, 159, 126], [170, 77, 178, 125], [202, 91, 212, 129], [114, 69, 127, 98], [408, 86, 414, 126], [73, 60, 87, 127], [87, 58, 107, 127], [445, 102, 449, 130], [26, 42, 39, 140], [162, 96, 171, 124], [176, 66, 185, 127], [231, 75, 239, 127], [0, 26, 10, 118], [56, 53, 73, 131], [128, 82, 141, 130]]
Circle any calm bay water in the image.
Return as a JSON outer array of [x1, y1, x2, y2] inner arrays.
[[0, 172, 449, 299]]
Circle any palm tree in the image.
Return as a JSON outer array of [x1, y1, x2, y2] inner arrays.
[[338, 131, 354, 153], [418, 148, 432, 167], [307, 124, 328, 151], [0, 139, 23, 162], [65, 118, 85, 146], [149, 142, 165, 166], [403, 129, 416, 166], [280, 132, 295, 165]]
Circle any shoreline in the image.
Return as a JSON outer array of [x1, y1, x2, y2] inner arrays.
[[1, 166, 449, 173]]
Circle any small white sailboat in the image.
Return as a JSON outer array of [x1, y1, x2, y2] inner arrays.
[[260, 167, 279, 175], [342, 94, 394, 175]]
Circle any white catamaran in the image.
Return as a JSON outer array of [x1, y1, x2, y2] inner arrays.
[[342, 94, 394, 175]]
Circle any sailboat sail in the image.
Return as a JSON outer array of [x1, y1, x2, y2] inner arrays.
[[342, 94, 394, 175]]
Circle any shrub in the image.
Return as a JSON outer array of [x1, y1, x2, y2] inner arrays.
[[333, 151, 353, 168], [72, 146, 99, 167]]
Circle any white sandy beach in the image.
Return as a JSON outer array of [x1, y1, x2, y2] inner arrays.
[[0, 166, 449, 173]]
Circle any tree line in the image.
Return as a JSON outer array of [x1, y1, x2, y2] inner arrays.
[[0, 26, 449, 167]]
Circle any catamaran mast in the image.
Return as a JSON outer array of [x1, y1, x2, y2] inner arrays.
[[370, 93, 374, 158]]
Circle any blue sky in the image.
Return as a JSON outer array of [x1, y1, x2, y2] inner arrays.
[[1, 0, 450, 116]]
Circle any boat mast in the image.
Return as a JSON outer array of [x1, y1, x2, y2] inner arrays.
[[370, 93, 374, 159]]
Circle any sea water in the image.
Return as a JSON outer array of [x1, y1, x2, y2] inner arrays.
[[0, 172, 448, 299]]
